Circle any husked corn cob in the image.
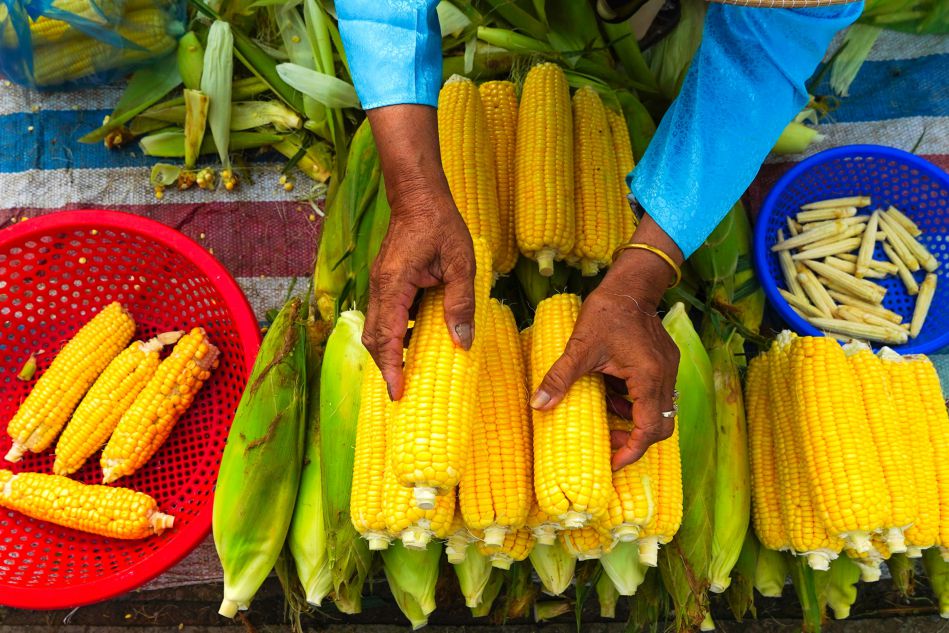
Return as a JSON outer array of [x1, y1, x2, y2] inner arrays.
[[514, 63, 575, 276], [382, 462, 455, 550], [787, 335, 887, 554], [459, 300, 532, 546], [636, 418, 682, 567], [880, 349, 939, 556], [606, 414, 657, 543], [5, 301, 135, 463], [904, 355, 949, 557], [350, 364, 391, 551], [745, 354, 788, 551], [0, 469, 173, 539], [477, 527, 536, 569], [438, 76, 503, 269], [101, 327, 219, 484], [531, 294, 612, 527], [20, 0, 155, 46], [389, 238, 492, 506], [570, 86, 619, 276], [844, 343, 915, 553], [560, 523, 614, 560], [53, 333, 181, 476], [605, 108, 637, 242], [770, 333, 843, 570], [479, 80, 519, 274]]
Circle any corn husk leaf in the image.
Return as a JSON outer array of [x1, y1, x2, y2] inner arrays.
[[691, 202, 741, 284], [455, 548, 494, 608], [530, 541, 577, 596], [830, 24, 883, 97], [177, 30, 204, 90], [381, 542, 442, 623], [772, 121, 824, 156], [139, 129, 284, 158], [646, 0, 706, 101], [596, 569, 620, 619], [182, 88, 208, 169], [437, 1, 472, 37], [816, 555, 860, 620], [755, 546, 790, 598], [923, 547, 949, 618], [724, 528, 758, 621], [351, 177, 391, 314], [625, 566, 667, 631], [500, 561, 538, 620], [601, 541, 647, 596], [789, 554, 823, 633], [888, 553, 915, 598], [276, 62, 361, 109], [201, 20, 234, 169], [471, 568, 505, 618]]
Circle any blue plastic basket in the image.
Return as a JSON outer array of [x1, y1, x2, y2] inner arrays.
[[754, 144, 949, 355]]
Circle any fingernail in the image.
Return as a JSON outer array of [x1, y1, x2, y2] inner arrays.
[[455, 323, 472, 350], [530, 390, 551, 409]]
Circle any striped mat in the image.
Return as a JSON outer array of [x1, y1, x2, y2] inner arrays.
[[0, 28, 947, 592]]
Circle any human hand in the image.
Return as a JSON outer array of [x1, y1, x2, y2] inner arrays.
[[530, 219, 683, 470]]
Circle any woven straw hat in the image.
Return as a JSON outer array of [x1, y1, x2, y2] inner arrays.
[[709, 0, 860, 7]]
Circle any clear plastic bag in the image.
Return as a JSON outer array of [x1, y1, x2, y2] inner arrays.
[[0, 0, 185, 89]]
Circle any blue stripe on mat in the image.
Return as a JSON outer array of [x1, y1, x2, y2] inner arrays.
[[811, 53, 949, 124]]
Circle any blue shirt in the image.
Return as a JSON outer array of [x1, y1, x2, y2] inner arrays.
[[337, 1, 862, 257]]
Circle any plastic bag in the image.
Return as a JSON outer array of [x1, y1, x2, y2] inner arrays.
[[0, 0, 185, 89]]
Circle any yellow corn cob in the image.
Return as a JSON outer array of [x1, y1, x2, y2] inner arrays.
[[745, 353, 788, 551], [904, 355, 949, 558], [438, 75, 503, 269], [446, 506, 476, 564], [844, 343, 915, 553], [606, 414, 657, 543], [880, 350, 939, 556], [31, 7, 176, 86], [350, 363, 392, 551], [636, 418, 682, 567], [23, 0, 156, 45], [389, 238, 493, 506], [479, 80, 519, 275], [769, 333, 844, 570], [477, 526, 536, 569], [605, 107, 637, 243], [53, 333, 180, 476], [526, 498, 560, 546], [570, 86, 619, 276], [0, 469, 173, 539], [514, 63, 575, 276], [560, 523, 615, 560], [459, 300, 532, 546], [101, 327, 219, 484], [519, 327, 532, 378], [5, 301, 135, 463], [531, 294, 612, 527], [788, 335, 887, 555], [382, 463, 456, 550]]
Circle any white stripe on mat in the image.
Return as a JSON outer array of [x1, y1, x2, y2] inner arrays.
[[765, 115, 949, 164], [0, 164, 318, 209], [825, 29, 949, 64], [236, 276, 310, 321], [0, 82, 124, 116]]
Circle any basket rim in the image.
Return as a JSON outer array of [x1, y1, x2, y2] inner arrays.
[[0, 209, 261, 610], [753, 144, 949, 355]]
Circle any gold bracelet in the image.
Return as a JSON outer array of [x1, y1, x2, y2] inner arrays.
[[611, 242, 682, 289]]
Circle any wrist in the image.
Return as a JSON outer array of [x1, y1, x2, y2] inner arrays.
[[607, 248, 675, 308]]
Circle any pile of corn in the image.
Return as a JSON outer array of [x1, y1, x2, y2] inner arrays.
[[0, 301, 218, 539], [772, 196, 938, 343], [748, 332, 949, 579]]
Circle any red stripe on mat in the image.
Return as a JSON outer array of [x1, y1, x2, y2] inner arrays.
[[0, 201, 323, 277]]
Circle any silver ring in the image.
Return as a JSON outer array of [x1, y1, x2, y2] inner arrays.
[[672, 389, 680, 403], [660, 410, 676, 418]]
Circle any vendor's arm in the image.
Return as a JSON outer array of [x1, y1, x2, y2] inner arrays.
[[338, 1, 476, 400]]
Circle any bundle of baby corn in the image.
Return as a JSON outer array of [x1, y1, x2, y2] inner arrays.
[[438, 64, 637, 279], [1, 301, 217, 539], [771, 196, 939, 344], [747, 331, 949, 578]]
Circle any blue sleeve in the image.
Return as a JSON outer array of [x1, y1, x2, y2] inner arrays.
[[629, 2, 862, 258], [336, 0, 443, 110]]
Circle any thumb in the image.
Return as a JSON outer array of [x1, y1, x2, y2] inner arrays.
[[531, 339, 593, 411]]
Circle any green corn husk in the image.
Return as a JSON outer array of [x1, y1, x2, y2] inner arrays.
[[139, 129, 284, 158], [273, 543, 309, 633], [647, 0, 706, 102], [691, 203, 741, 285], [724, 528, 758, 620], [201, 20, 234, 170], [182, 89, 208, 169], [320, 310, 371, 613], [500, 561, 538, 620], [888, 553, 915, 598], [772, 121, 824, 155], [213, 297, 307, 618], [136, 76, 270, 121], [923, 547, 949, 618], [273, 133, 334, 183], [530, 541, 577, 596], [596, 569, 620, 619], [789, 554, 823, 633], [476, 26, 554, 53], [755, 546, 790, 598], [275, 1, 328, 138], [601, 541, 647, 596], [351, 177, 391, 314], [615, 91, 656, 162], [381, 542, 442, 628], [277, 63, 361, 109], [659, 302, 716, 631], [830, 24, 883, 97], [626, 567, 667, 631], [480, 0, 547, 40], [720, 203, 765, 335], [287, 319, 333, 607], [534, 600, 572, 623], [515, 255, 552, 308], [149, 163, 182, 189], [600, 21, 659, 94], [816, 555, 860, 620], [471, 568, 506, 618], [455, 547, 494, 608], [313, 121, 381, 321], [442, 44, 515, 80], [707, 336, 751, 594], [177, 30, 204, 90]]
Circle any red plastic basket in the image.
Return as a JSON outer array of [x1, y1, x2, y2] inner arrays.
[[0, 210, 260, 610]]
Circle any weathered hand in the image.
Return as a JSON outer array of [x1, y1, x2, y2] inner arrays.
[[362, 190, 475, 401]]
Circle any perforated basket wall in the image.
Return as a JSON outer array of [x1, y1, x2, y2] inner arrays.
[[0, 210, 260, 609], [753, 145, 949, 354]]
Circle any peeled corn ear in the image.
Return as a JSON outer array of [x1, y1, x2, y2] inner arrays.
[[5, 301, 135, 463]]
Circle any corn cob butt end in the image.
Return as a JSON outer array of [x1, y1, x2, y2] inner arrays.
[[805, 550, 834, 571], [4, 443, 25, 463], [446, 544, 468, 564], [537, 249, 556, 277], [906, 545, 924, 558], [218, 599, 241, 618], [152, 330, 186, 348], [562, 511, 589, 529], [491, 554, 513, 570], [638, 536, 659, 567], [940, 547, 949, 563], [581, 260, 600, 277], [401, 527, 432, 550], [366, 533, 392, 551], [886, 528, 907, 554], [613, 525, 640, 542], [709, 578, 731, 594], [845, 531, 873, 554], [150, 512, 176, 534], [413, 486, 438, 510], [533, 526, 557, 546], [483, 525, 507, 548]]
